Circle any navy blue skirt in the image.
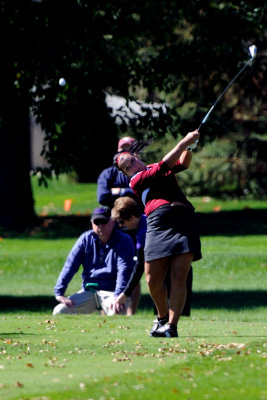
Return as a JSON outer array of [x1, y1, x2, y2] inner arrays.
[[144, 204, 202, 262]]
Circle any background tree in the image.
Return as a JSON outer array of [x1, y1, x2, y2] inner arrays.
[[0, 2, 36, 228], [0, 0, 266, 229]]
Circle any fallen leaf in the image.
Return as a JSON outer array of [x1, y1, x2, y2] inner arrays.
[[14, 381, 24, 387], [216, 356, 232, 361]]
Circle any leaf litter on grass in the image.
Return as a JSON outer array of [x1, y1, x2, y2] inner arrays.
[[1, 313, 267, 400]]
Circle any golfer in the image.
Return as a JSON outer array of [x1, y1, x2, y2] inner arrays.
[[113, 130, 202, 337]]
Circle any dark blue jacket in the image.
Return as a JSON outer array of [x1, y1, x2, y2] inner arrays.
[[54, 227, 135, 298], [97, 166, 135, 208], [124, 214, 147, 296]]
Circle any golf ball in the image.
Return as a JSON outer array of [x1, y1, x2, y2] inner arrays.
[[59, 78, 66, 86]]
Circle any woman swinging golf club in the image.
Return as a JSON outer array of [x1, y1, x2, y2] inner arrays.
[[113, 129, 202, 337]]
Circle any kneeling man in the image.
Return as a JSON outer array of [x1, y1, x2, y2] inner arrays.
[[53, 207, 135, 316]]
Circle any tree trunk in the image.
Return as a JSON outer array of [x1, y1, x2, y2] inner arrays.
[[0, 92, 37, 229]]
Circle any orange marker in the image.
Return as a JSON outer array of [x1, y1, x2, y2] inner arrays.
[[64, 199, 72, 212]]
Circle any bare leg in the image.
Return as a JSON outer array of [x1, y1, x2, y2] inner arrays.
[[168, 252, 193, 326], [145, 257, 169, 318]]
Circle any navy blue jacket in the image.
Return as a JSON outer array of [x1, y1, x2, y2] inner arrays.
[[54, 227, 135, 298], [97, 166, 135, 208]]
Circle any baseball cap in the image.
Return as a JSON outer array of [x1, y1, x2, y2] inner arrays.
[[117, 136, 135, 151], [91, 206, 111, 223]]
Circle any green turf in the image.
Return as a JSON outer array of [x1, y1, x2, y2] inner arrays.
[[0, 235, 266, 399], [0, 176, 266, 399], [1, 236, 266, 297], [31, 174, 98, 216], [31, 174, 266, 216], [0, 311, 266, 400]]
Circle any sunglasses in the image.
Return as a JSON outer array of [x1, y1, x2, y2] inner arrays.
[[93, 218, 109, 226]]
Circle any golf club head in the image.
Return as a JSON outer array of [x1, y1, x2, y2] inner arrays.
[[249, 45, 257, 59], [247, 45, 257, 66]]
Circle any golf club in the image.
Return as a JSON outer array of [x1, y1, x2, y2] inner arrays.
[[188, 45, 257, 149]]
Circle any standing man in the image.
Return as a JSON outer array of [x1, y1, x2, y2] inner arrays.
[[97, 136, 138, 208], [53, 206, 135, 316]]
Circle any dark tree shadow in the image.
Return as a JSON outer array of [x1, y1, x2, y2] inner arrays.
[[1, 290, 267, 313], [196, 208, 267, 236], [191, 290, 267, 310], [139, 290, 267, 312], [0, 295, 57, 313], [0, 215, 92, 239], [0, 208, 266, 238]]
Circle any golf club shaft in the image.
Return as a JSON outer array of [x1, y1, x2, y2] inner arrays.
[[198, 57, 253, 131], [187, 48, 256, 151]]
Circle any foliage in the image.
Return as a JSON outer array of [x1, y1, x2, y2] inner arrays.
[[30, 0, 266, 185], [179, 134, 267, 197], [0, 0, 266, 228], [136, 132, 267, 197], [3, 0, 266, 179]]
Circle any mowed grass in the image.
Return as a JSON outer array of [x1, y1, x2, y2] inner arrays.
[[0, 235, 266, 400], [1, 236, 266, 296], [31, 174, 266, 216], [31, 175, 98, 216], [0, 311, 266, 400], [0, 175, 266, 399]]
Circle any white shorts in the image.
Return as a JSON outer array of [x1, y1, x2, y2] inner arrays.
[[52, 290, 131, 316]]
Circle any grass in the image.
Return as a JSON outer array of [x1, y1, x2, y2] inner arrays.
[[0, 312, 266, 400], [31, 174, 266, 216], [1, 236, 267, 297], [0, 175, 266, 399], [0, 310, 266, 400], [1, 235, 266, 400], [31, 175, 98, 216]]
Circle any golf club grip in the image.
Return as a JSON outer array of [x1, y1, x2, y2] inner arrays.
[[187, 139, 199, 151]]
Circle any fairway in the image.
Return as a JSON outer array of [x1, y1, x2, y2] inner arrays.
[[0, 177, 266, 399], [0, 234, 267, 400], [0, 311, 266, 400]]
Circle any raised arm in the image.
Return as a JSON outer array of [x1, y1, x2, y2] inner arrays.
[[163, 130, 199, 169], [179, 149, 192, 169]]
